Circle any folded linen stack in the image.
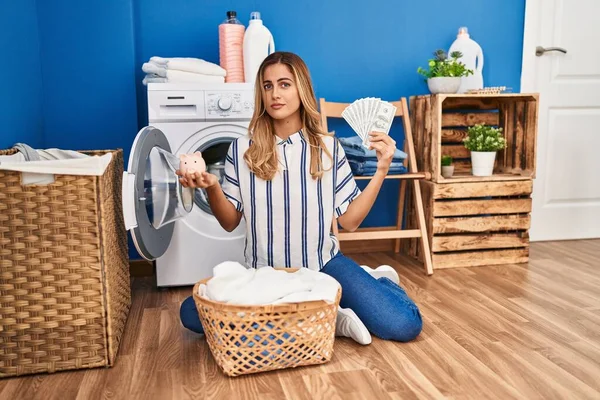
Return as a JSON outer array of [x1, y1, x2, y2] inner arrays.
[[338, 136, 408, 176], [142, 56, 227, 85]]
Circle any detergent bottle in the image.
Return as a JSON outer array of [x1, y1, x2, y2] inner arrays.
[[448, 27, 484, 93], [243, 12, 275, 85], [219, 11, 245, 83]]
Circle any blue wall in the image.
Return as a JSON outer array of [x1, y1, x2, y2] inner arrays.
[[2, 0, 525, 260], [36, 0, 139, 154], [0, 0, 44, 149], [134, 0, 525, 127]]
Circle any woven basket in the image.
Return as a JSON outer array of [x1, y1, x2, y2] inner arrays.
[[193, 268, 341, 377], [0, 148, 130, 378]]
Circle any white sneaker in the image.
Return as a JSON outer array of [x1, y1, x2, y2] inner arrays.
[[335, 307, 372, 345], [361, 265, 400, 285]]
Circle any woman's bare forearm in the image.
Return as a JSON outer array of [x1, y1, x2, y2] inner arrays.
[[205, 183, 242, 232], [336, 170, 386, 231]]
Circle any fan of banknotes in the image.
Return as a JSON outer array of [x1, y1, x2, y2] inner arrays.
[[341, 98, 397, 148]]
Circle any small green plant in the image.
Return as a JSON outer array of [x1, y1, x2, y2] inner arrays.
[[463, 124, 507, 152], [441, 155, 453, 166], [417, 50, 474, 80]]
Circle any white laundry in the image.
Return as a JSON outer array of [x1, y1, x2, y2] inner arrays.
[[142, 69, 225, 85], [0, 155, 111, 175], [0, 144, 112, 184], [142, 74, 167, 85], [200, 261, 340, 306], [142, 62, 167, 77], [165, 70, 225, 83], [142, 57, 227, 86], [150, 57, 227, 76], [0, 144, 91, 163]]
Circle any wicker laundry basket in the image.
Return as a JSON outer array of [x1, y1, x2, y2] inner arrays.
[[0, 148, 130, 378], [193, 268, 341, 377]]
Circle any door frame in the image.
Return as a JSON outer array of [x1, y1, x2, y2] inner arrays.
[[520, 0, 542, 93], [521, 0, 544, 241]]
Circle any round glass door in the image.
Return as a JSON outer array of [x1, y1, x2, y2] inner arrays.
[[125, 126, 194, 261], [144, 146, 194, 229]]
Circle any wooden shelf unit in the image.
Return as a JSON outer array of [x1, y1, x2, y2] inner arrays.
[[410, 93, 539, 183], [404, 94, 539, 270], [404, 180, 532, 269]]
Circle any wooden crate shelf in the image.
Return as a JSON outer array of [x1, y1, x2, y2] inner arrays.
[[409, 93, 539, 183], [403, 179, 533, 269]]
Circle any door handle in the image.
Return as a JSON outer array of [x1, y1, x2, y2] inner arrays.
[[536, 46, 567, 56]]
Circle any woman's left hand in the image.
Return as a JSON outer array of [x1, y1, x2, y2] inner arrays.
[[368, 131, 397, 173]]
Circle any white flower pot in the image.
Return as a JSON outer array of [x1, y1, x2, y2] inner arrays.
[[471, 151, 497, 176], [441, 165, 454, 178], [427, 77, 461, 94]]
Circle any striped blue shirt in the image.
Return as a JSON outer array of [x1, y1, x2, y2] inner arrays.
[[221, 130, 361, 270]]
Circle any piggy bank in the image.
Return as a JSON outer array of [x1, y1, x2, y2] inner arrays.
[[179, 152, 206, 175]]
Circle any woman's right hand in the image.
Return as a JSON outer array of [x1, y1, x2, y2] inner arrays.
[[176, 169, 219, 189]]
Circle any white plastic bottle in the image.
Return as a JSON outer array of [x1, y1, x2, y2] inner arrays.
[[243, 12, 275, 84], [448, 27, 484, 93]]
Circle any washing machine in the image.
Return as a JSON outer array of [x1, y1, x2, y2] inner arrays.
[[122, 82, 254, 287]]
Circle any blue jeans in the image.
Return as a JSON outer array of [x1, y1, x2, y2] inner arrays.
[[320, 252, 422, 342], [180, 253, 422, 342]]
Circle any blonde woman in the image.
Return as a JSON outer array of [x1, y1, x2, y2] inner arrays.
[[178, 52, 422, 344]]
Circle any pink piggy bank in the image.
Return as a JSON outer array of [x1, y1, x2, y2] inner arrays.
[[179, 152, 206, 175]]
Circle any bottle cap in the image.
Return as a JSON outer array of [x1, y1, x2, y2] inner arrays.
[[227, 11, 237, 19], [458, 26, 469, 37], [250, 11, 261, 20]]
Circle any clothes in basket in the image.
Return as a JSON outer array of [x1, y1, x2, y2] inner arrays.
[[198, 261, 340, 305], [0, 142, 113, 184], [195, 262, 340, 373]]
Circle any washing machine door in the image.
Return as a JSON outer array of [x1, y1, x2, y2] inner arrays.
[[123, 126, 194, 260]]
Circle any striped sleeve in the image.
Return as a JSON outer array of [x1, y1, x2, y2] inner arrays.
[[334, 140, 361, 217], [221, 140, 243, 212]]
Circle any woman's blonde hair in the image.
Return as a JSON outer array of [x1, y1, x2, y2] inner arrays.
[[244, 51, 333, 181]]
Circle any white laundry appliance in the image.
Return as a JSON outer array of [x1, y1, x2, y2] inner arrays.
[[123, 82, 254, 287]]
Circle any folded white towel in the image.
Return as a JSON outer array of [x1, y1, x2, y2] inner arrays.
[[148, 57, 168, 67], [201, 261, 341, 306], [166, 70, 225, 83], [142, 71, 225, 86], [148, 56, 227, 77], [142, 62, 167, 77], [142, 74, 167, 85]]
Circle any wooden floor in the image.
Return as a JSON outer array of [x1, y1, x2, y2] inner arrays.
[[1, 239, 599, 399]]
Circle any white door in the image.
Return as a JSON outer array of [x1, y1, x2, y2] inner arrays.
[[522, 0, 600, 241]]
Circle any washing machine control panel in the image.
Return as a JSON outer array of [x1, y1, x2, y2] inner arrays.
[[206, 91, 254, 119]]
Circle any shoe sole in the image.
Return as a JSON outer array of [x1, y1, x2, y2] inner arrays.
[[337, 308, 372, 345]]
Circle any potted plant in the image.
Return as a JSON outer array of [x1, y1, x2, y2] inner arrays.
[[441, 155, 454, 178], [463, 124, 507, 176], [418, 50, 473, 94]]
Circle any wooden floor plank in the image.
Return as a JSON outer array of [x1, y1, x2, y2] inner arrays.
[[1, 239, 599, 400]]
